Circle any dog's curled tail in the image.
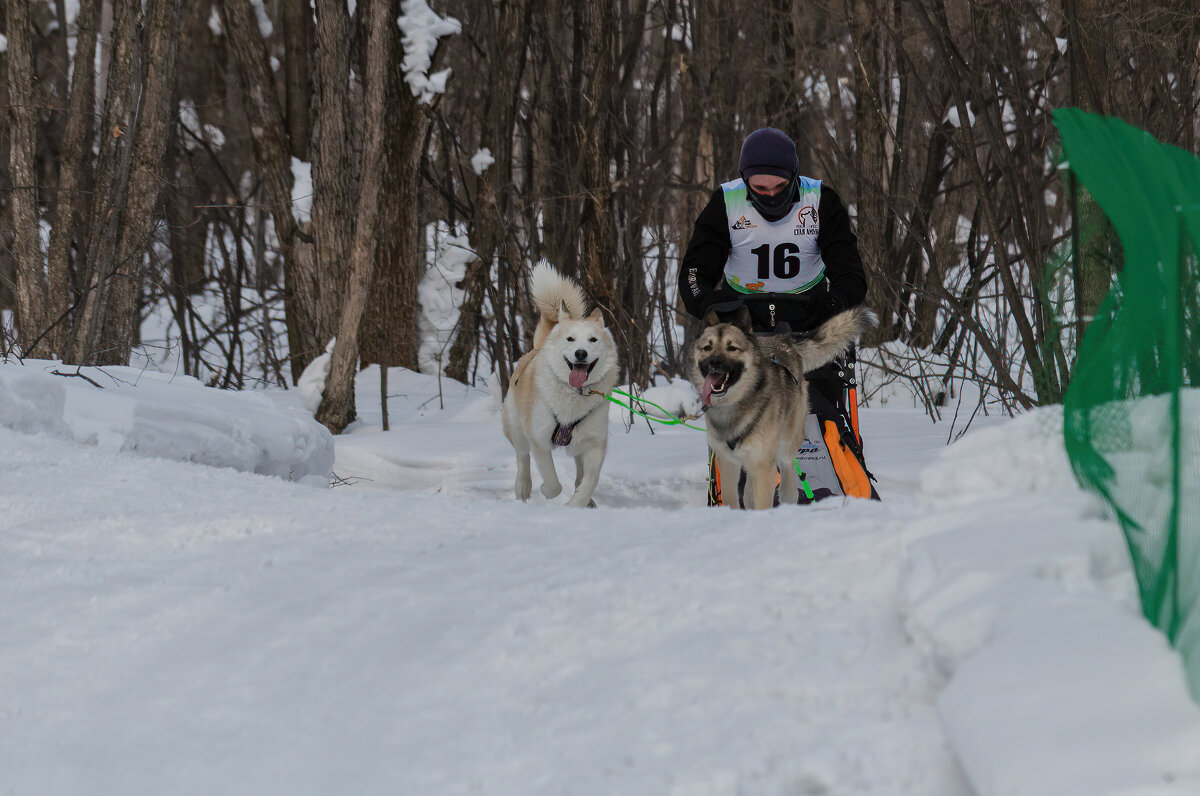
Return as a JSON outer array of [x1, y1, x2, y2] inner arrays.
[[797, 306, 876, 373], [529, 260, 589, 348], [529, 260, 588, 320]]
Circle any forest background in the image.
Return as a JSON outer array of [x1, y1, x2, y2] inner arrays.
[[2, 0, 1197, 432]]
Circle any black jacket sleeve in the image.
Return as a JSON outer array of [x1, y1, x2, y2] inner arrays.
[[817, 185, 867, 312], [678, 188, 731, 320]]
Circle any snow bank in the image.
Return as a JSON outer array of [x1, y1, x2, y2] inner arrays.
[[0, 359, 332, 484], [904, 407, 1200, 795]]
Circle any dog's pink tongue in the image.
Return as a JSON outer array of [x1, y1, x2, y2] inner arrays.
[[700, 373, 720, 406], [569, 367, 588, 389]]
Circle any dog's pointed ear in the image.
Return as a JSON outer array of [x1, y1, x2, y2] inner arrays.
[[732, 305, 754, 334], [703, 309, 721, 327], [586, 307, 604, 324], [559, 299, 574, 320]]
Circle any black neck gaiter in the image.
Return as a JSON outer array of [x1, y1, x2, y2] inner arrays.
[[746, 178, 798, 222]]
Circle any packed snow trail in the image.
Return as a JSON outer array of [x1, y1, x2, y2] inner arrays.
[[4, 363, 1200, 795], [1, 427, 969, 793]]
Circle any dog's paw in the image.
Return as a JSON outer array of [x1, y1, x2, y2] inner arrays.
[[540, 481, 562, 499], [514, 474, 532, 501], [567, 493, 597, 508]]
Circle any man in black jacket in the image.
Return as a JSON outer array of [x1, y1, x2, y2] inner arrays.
[[679, 126, 867, 336], [679, 126, 869, 410]]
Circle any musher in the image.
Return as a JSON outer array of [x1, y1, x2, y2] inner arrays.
[[678, 126, 876, 504]]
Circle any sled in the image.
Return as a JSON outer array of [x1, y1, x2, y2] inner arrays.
[[707, 348, 880, 507]]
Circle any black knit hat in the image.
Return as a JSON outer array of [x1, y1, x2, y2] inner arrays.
[[738, 127, 798, 180]]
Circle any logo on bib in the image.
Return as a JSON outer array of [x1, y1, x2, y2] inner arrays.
[[794, 205, 819, 236], [732, 215, 758, 230]]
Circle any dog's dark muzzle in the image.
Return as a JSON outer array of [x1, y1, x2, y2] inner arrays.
[[701, 357, 742, 379], [698, 357, 744, 406]]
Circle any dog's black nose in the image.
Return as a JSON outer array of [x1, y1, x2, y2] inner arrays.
[[574, 349, 588, 362]]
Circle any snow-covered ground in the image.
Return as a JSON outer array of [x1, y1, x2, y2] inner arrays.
[[2, 359, 1199, 796]]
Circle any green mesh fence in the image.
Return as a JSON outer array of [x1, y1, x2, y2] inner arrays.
[[1054, 108, 1200, 699]]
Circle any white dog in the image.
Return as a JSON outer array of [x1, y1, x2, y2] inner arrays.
[[502, 262, 619, 507]]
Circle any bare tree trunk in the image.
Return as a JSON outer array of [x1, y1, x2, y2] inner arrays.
[[675, 0, 713, 354], [281, 0, 314, 159], [51, 0, 71, 115], [445, 0, 533, 386], [94, 0, 185, 365], [5, 0, 48, 356], [847, 0, 893, 344], [896, 116, 954, 345], [1066, 0, 1114, 334], [359, 129, 424, 372], [220, 0, 322, 381], [535, 0, 584, 276], [70, 0, 140, 364], [163, 138, 208, 377], [694, 0, 740, 189], [912, 189, 958, 348], [444, 256, 491, 384], [316, 0, 392, 433], [42, 0, 102, 358], [312, 0, 356, 348], [577, 3, 619, 338], [359, 0, 435, 373]]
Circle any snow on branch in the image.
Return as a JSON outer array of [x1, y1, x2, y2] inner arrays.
[[398, 0, 461, 104], [470, 148, 494, 175]]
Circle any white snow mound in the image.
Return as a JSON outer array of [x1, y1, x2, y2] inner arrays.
[[0, 359, 333, 483]]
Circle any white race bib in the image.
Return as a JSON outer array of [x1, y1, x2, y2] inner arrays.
[[722, 177, 825, 294]]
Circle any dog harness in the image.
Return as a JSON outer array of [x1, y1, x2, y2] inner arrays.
[[721, 371, 768, 451], [721, 359, 798, 451], [769, 356, 799, 386], [551, 402, 601, 447]]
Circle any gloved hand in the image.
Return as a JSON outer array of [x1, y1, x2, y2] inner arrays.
[[827, 290, 846, 315]]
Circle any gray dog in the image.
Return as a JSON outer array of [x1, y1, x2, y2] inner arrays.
[[687, 305, 873, 509]]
